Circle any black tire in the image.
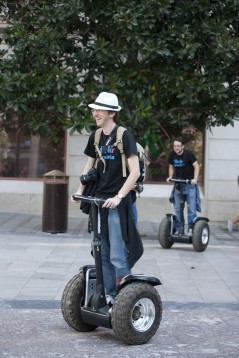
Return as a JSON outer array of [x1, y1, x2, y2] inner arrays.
[[61, 273, 98, 332], [111, 283, 162, 345], [158, 217, 173, 249], [192, 220, 210, 252]]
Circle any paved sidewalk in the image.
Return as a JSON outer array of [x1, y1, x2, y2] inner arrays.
[[0, 211, 238, 240], [0, 212, 238, 357]]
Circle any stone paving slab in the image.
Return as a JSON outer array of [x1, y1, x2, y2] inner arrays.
[[0, 212, 239, 357], [0, 212, 238, 240], [0, 234, 238, 303], [0, 306, 238, 358]]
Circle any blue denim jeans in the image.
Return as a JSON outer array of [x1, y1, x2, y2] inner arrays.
[[100, 208, 131, 297], [173, 184, 197, 231], [132, 202, 138, 224]]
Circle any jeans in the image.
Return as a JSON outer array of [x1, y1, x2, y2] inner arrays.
[[100, 208, 131, 297], [132, 202, 138, 224], [173, 184, 197, 231]]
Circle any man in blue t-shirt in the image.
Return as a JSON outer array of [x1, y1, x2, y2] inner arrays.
[[167, 137, 200, 235]]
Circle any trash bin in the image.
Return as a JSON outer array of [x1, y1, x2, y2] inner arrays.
[[42, 170, 69, 233]]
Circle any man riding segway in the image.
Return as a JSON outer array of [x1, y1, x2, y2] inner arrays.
[[167, 137, 200, 235], [158, 137, 209, 252], [61, 92, 163, 345]]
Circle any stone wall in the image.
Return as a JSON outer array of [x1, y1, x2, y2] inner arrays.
[[204, 121, 239, 222]]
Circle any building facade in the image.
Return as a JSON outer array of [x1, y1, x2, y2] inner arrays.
[[0, 122, 238, 224]]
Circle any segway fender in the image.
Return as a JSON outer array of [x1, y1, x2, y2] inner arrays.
[[79, 265, 96, 279], [193, 217, 210, 224], [117, 274, 162, 293], [166, 213, 176, 219], [166, 214, 177, 235]]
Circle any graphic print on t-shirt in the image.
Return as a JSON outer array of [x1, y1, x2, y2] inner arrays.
[[99, 145, 116, 160], [173, 158, 184, 168]]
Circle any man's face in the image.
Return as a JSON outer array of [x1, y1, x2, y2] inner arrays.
[[173, 140, 184, 155], [91, 109, 116, 128]]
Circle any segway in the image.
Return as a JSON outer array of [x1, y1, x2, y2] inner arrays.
[[61, 194, 163, 345], [158, 179, 210, 252]]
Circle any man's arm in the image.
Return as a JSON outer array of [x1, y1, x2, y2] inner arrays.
[[102, 154, 140, 209], [167, 164, 174, 182], [192, 161, 200, 184], [118, 154, 140, 197]]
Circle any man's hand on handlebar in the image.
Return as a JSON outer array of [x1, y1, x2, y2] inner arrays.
[[102, 196, 121, 209], [71, 193, 82, 202]]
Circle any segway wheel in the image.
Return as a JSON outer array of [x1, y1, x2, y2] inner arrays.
[[158, 216, 173, 249], [61, 273, 98, 332], [192, 220, 210, 252], [111, 282, 162, 345]]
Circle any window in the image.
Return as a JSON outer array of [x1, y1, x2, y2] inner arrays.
[[0, 125, 65, 178]]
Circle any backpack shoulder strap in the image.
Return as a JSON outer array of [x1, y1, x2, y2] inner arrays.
[[114, 126, 127, 177], [94, 126, 129, 177], [94, 128, 106, 172], [94, 128, 102, 146], [136, 142, 150, 165]]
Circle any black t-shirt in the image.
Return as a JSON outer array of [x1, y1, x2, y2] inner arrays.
[[84, 128, 138, 197], [168, 149, 197, 180]]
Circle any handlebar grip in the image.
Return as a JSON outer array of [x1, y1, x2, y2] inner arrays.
[[169, 179, 191, 184], [72, 194, 84, 201], [72, 194, 106, 206]]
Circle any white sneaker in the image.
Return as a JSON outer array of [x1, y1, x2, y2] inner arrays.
[[227, 220, 234, 233], [106, 295, 114, 314], [187, 228, 192, 236], [106, 295, 114, 307]]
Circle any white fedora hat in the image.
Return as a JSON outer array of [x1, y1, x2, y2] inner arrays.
[[88, 92, 121, 111]]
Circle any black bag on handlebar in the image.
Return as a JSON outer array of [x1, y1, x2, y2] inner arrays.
[[80, 181, 97, 214]]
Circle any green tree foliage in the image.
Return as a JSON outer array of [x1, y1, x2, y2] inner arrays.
[[0, 0, 239, 145], [0, 128, 9, 163]]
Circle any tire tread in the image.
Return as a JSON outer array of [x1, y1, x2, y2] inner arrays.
[[61, 273, 97, 332], [111, 283, 162, 345]]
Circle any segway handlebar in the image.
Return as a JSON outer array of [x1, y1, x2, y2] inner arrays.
[[72, 194, 106, 206], [169, 178, 191, 184]]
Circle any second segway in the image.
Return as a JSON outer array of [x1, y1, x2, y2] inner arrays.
[[158, 179, 210, 252], [61, 194, 163, 345]]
